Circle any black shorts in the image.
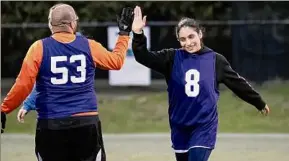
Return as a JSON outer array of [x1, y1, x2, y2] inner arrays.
[[35, 119, 106, 161]]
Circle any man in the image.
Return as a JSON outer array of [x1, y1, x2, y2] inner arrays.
[[1, 3, 134, 161], [17, 32, 84, 122], [131, 6, 269, 161]]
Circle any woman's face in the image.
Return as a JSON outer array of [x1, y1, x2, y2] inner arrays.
[[178, 26, 202, 53]]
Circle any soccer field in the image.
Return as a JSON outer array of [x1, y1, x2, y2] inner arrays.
[[1, 133, 289, 161]]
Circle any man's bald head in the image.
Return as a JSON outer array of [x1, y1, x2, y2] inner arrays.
[[48, 3, 78, 33]]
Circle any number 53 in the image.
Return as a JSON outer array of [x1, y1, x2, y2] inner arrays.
[[51, 55, 86, 85]]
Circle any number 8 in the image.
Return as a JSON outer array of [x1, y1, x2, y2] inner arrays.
[[185, 69, 200, 97]]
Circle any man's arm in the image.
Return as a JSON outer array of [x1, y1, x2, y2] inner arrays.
[[88, 35, 130, 70], [132, 32, 175, 76], [87, 7, 134, 71], [216, 53, 266, 111], [1, 40, 42, 114]]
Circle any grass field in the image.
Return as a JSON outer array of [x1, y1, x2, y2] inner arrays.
[[1, 134, 289, 161], [2, 80, 289, 134]]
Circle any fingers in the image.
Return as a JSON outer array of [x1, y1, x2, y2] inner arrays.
[[128, 7, 134, 17], [134, 6, 138, 18], [263, 105, 270, 115], [124, 8, 129, 16], [17, 110, 23, 122], [131, 5, 146, 33], [133, 6, 146, 24], [127, 7, 134, 23], [259, 104, 270, 116], [134, 6, 142, 19], [143, 16, 147, 25], [260, 108, 269, 116], [266, 105, 270, 113], [124, 7, 133, 18], [20, 111, 26, 123], [17, 109, 27, 123], [260, 110, 266, 116]]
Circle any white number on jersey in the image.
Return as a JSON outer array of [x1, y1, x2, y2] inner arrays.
[[50, 55, 86, 85], [185, 69, 200, 97]]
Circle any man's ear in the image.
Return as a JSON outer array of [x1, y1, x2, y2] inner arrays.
[[70, 21, 77, 32], [48, 22, 53, 32]]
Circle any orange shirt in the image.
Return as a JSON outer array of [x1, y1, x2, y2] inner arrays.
[[1, 32, 130, 114]]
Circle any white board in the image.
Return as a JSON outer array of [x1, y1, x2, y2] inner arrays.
[[107, 26, 151, 86]]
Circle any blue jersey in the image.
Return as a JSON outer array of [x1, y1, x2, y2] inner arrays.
[[168, 49, 219, 151], [36, 35, 97, 119]]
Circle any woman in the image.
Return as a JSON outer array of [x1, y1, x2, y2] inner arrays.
[[131, 6, 270, 161]]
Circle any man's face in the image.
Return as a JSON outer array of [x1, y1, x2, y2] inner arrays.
[[178, 26, 202, 53]]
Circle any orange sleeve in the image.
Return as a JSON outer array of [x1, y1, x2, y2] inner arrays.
[[1, 40, 43, 114], [88, 35, 130, 70]]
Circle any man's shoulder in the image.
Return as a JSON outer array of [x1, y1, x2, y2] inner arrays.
[[29, 39, 43, 49]]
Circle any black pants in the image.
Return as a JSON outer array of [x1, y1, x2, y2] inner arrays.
[[35, 121, 106, 161]]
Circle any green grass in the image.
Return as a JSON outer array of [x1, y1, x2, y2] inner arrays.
[[4, 80, 289, 134]]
